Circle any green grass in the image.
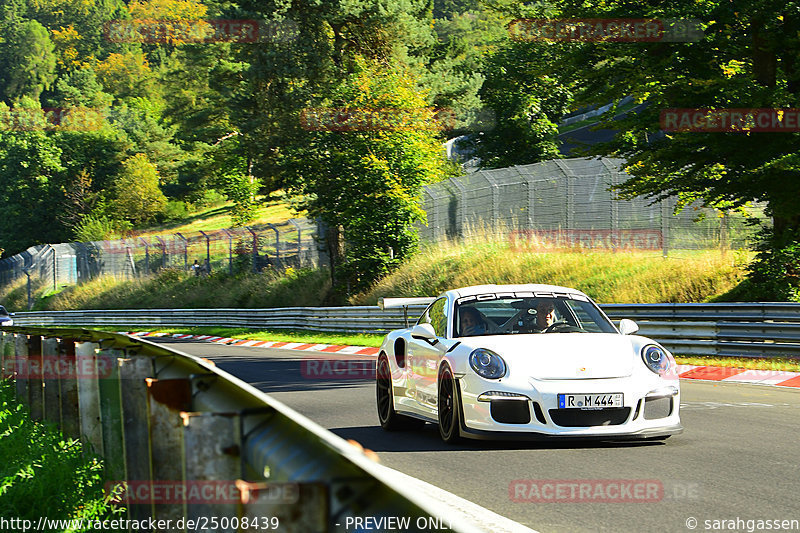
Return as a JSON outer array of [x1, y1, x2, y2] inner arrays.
[[116, 327, 385, 348], [0, 380, 125, 529], [352, 233, 748, 305], [135, 193, 300, 238], [36, 267, 333, 311], [673, 355, 800, 373]]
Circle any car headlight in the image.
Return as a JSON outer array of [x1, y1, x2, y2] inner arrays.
[[469, 348, 507, 379], [641, 345, 671, 375]]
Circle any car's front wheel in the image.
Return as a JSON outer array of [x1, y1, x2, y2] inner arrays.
[[437, 366, 462, 443], [376, 355, 423, 431]]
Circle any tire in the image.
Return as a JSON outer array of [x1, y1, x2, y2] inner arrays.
[[437, 366, 462, 443], [376, 355, 424, 431]]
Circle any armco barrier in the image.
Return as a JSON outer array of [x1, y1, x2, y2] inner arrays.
[[7, 302, 800, 357], [0, 327, 484, 532]]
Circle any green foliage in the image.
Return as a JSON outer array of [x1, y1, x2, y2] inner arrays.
[[0, 116, 67, 253], [0, 380, 123, 523], [50, 66, 114, 108], [543, 0, 800, 296], [109, 101, 186, 185], [469, 41, 571, 168], [423, 8, 507, 126], [73, 214, 131, 242], [205, 135, 260, 226], [112, 153, 168, 225], [292, 59, 451, 291], [162, 199, 190, 222], [745, 230, 800, 301], [0, 19, 57, 100], [42, 267, 333, 309], [225, 174, 261, 227]]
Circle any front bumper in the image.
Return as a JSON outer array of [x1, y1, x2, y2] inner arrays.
[[457, 373, 682, 439]]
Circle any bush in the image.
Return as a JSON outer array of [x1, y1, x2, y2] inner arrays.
[[162, 200, 189, 222], [73, 215, 131, 242], [745, 231, 800, 301], [195, 189, 226, 208], [0, 380, 123, 523], [113, 154, 167, 225]]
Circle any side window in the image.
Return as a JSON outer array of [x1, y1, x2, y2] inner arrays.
[[417, 298, 448, 337]]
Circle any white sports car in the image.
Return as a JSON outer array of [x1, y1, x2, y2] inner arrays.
[[376, 284, 682, 443]]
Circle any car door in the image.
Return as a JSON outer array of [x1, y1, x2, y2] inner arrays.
[[407, 297, 448, 410]]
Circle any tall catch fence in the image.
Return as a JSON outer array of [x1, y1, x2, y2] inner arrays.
[[0, 219, 327, 300], [0, 158, 770, 300], [419, 157, 768, 253]]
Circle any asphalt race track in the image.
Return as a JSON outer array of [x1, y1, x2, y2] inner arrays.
[[151, 338, 800, 533]]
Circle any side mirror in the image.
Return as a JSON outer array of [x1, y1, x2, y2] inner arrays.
[[619, 319, 639, 335], [410, 323, 437, 340]]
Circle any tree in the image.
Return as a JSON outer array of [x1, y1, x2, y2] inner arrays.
[[0, 104, 66, 255], [469, 40, 572, 168], [547, 0, 800, 299], [421, 7, 509, 137], [0, 19, 57, 101], [112, 153, 167, 224], [291, 59, 453, 290], [205, 133, 260, 226]]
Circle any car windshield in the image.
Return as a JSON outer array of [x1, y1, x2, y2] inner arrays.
[[454, 294, 616, 337]]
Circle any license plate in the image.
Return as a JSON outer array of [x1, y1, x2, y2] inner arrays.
[[558, 393, 623, 409]]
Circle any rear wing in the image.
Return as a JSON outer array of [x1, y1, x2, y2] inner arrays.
[[378, 297, 436, 328]]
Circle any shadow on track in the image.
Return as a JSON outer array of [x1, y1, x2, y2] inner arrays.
[[329, 425, 669, 453]]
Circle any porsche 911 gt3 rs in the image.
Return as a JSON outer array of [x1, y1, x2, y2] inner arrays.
[[375, 284, 682, 443]]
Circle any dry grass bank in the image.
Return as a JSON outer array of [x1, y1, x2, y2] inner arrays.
[[353, 236, 748, 304]]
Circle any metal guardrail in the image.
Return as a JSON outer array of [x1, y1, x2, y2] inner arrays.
[[7, 302, 800, 357], [0, 327, 483, 532], [600, 303, 800, 357]]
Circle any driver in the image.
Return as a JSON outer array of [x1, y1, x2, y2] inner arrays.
[[536, 301, 557, 331], [459, 307, 494, 336]]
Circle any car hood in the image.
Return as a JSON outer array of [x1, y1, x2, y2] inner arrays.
[[462, 333, 635, 379]]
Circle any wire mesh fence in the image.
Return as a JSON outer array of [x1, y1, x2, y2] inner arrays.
[[419, 157, 768, 252], [0, 158, 771, 304], [0, 219, 328, 303]]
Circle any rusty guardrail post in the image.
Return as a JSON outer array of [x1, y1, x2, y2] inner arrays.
[[119, 355, 156, 521], [76, 341, 104, 456], [42, 337, 62, 428], [0, 331, 6, 374], [182, 411, 241, 531], [58, 337, 81, 440], [28, 334, 44, 420], [97, 348, 125, 481], [147, 377, 192, 522], [13, 334, 29, 403]]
